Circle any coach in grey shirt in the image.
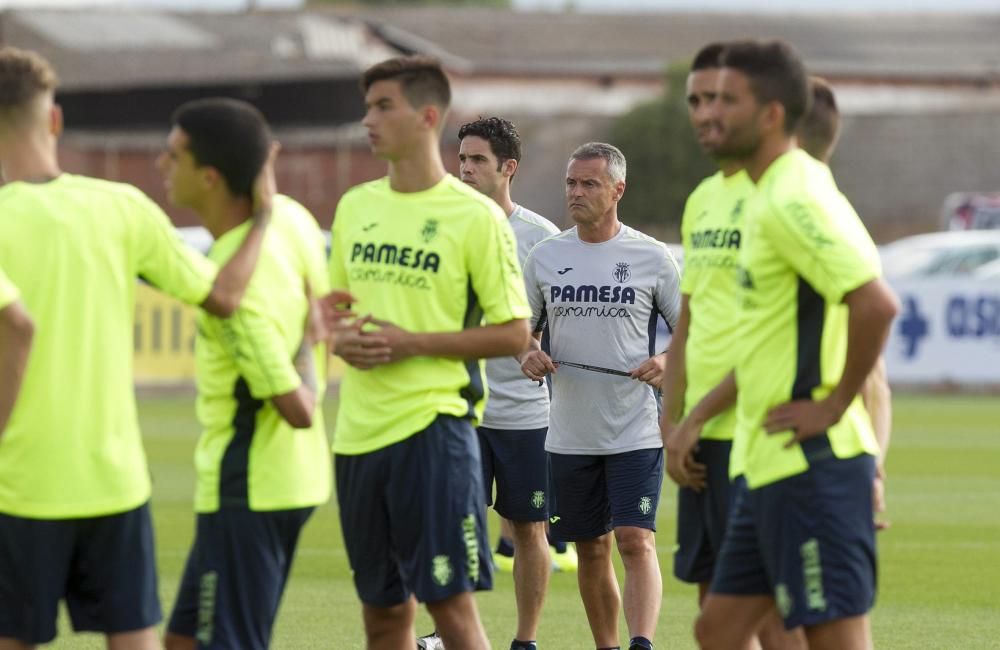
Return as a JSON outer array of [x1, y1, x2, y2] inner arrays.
[[520, 142, 680, 650]]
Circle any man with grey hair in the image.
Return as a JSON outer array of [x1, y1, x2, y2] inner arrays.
[[520, 142, 681, 650]]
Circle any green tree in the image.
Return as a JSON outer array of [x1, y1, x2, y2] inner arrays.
[[612, 63, 715, 241]]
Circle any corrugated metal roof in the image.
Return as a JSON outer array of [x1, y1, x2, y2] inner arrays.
[[17, 10, 217, 51]]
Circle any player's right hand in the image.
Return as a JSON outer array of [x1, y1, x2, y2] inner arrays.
[[333, 314, 391, 370], [520, 350, 557, 382], [251, 141, 280, 224], [665, 416, 706, 491]]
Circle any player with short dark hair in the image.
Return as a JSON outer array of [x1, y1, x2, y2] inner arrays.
[[661, 41, 806, 650], [520, 142, 681, 650], [458, 115, 561, 650], [326, 55, 531, 649], [673, 40, 898, 650], [158, 97, 335, 650], [0, 46, 271, 650]]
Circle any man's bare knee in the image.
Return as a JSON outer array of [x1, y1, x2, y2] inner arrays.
[[575, 534, 613, 562], [613, 527, 655, 560], [510, 520, 546, 545], [0, 638, 35, 650]]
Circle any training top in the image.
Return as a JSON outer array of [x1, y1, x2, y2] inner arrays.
[[680, 170, 755, 452], [734, 150, 881, 489], [523, 224, 681, 455], [0, 265, 18, 310], [481, 204, 560, 431], [195, 200, 331, 513], [0, 174, 215, 519], [329, 175, 531, 455]]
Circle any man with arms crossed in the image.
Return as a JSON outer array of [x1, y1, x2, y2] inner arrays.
[[457, 116, 560, 650], [520, 142, 680, 650], [157, 98, 334, 650], [678, 41, 898, 650], [660, 43, 804, 650], [0, 266, 32, 435], [327, 56, 531, 650], [0, 47, 270, 650]]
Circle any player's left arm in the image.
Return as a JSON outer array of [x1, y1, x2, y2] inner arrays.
[[862, 356, 892, 527], [762, 193, 900, 442], [0, 300, 33, 435]]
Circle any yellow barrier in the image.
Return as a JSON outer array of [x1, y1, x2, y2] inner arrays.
[[133, 283, 347, 384]]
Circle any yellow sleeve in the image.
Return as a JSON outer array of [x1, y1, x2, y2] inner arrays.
[[216, 288, 302, 400], [130, 190, 217, 305], [763, 188, 880, 303], [465, 206, 531, 325], [0, 266, 19, 311], [679, 187, 703, 295], [328, 197, 350, 293]]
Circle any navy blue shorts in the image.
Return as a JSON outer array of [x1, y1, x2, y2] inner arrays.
[[336, 414, 493, 607], [166, 506, 313, 649], [478, 426, 549, 522], [0, 502, 161, 645], [674, 439, 739, 584], [711, 439, 877, 629], [546, 447, 664, 542]]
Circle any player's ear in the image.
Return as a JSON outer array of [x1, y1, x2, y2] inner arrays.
[[761, 101, 785, 136], [421, 103, 441, 132], [613, 179, 626, 202], [502, 158, 517, 180], [50, 103, 64, 138]]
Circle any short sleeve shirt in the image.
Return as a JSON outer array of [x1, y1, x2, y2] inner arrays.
[[733, 150, 881, 489], [522, 225, 681, 455], [0, 174, 215, 518], [329, 175, 530, 455], [194, 201, 332, 513]]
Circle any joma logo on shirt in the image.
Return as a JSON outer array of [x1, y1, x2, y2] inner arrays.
[[350, 242, 441, 273], [691, 228, 741, 250], [550, 285, 637, 304]]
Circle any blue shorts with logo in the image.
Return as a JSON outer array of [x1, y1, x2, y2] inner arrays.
[[674, 439, 740, 584], [336, 414, 493, 607], [547, 447, 664, 542], [478, 426, 549, 522], [166, 506, 314, 649], [0, 502, 161, 645], [710, 437, 877, 629]]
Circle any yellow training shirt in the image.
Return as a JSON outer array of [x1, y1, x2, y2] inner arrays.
[[329, 175, 530, 455], [734, 150, 881, 489]]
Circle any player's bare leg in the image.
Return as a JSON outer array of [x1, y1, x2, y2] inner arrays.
[[695, 593, 773, 650], [426, 592, 490, 649], [758, 610, 806, 650], [615, 525, 661, 642], [0, 638, 33, 650], [163, 631, 196, 650], [510, 520, 549, 641], [363, 597, 417, 650], [106, 627, 160, 650], [576, 533, 621, 648], [803, 615, 871, 650]]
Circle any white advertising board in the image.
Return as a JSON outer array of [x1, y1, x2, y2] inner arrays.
[[885, 278, 1000, 384]]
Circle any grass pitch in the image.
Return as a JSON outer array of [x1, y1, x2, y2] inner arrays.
[[49, 393, 1000, 648]]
